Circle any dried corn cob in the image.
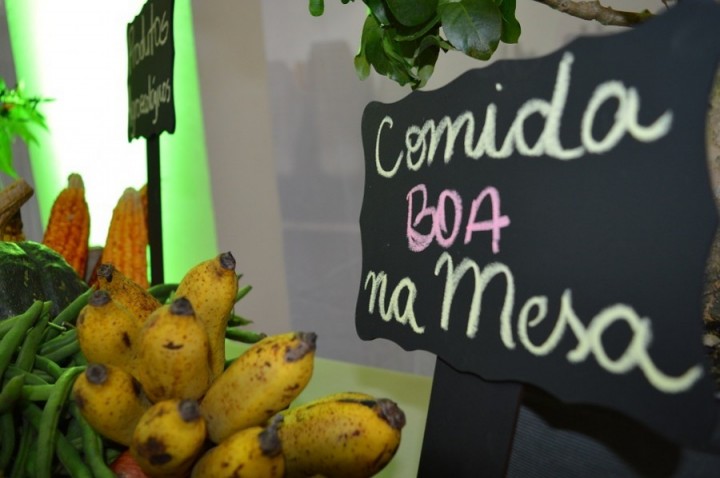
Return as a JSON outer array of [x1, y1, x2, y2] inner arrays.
[[101, 187, 149, 288], [42, 173, 90, 276]]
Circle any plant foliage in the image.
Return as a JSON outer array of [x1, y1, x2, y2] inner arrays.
[[0, 79, 50, 179], [309, 0, 521, 89]]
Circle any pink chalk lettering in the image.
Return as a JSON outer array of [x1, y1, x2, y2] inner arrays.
[[464, 187, 510, 254]]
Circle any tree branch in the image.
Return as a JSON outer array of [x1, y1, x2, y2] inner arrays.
[[533, 0, 655, 27]]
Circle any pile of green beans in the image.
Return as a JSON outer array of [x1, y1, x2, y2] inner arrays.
[[0, 289, 118, 478]]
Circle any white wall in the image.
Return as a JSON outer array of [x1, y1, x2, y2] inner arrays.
[[191, 1, 291, 335]]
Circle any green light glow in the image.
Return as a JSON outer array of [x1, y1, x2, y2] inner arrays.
[[5, 0, 217, 282]]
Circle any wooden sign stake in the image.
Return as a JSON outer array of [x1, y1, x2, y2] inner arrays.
[[146, 134, 163, 285], [418, 358, 523, 477]]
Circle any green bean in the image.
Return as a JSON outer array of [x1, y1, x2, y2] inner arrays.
[[228, 313, 253, 327], [0, 301, 46, 337], [235, 284, 253, 303], [38, 327, 77, 356], [147, 282, 179, 302], [104, 446, 122, 468], [25, 446, 38, 477], [41, 339, 81, 364], [23, 402, 93, 478], [15, 305, 51, 371], [35, 366, 85, 478], [70, 403, 116, 478], [21, 384, 54, 401], [225, 327, 267, 343], [71, 350, 88, 367], [0, 314, 20, 337], [0, 412, 15, 470], [0, 300, 43, 378], [31, 369, 55, 384], [9, 423, 33, 478], [34, 355, 64, 381], [0, 374, 26, 413], [5, 366, 48, 385], [46, 287, 95, 332]]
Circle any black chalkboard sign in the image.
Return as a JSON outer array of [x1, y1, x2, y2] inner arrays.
[[126, 0, 176, 285], [127, 0, 176, 140], [356, 0, 720, 456]]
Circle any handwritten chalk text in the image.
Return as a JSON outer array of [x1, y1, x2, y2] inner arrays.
[[374, 52, 673, 179], [362, 252, 703, 394], [406, 184, 510, 254]]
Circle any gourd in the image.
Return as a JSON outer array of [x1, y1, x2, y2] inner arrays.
[[0, 240, 89, 320]]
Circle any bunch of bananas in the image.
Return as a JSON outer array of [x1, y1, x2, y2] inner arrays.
[[71, 252, 406, 477]]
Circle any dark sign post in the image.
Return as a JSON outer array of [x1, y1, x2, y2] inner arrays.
[[127, 0, 176, 285], [356, 1, 720, 474]]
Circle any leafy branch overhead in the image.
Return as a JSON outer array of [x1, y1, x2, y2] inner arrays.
[[0, 79, 50, 179], [309, 0, 661, 89], [310, 0, 521, 90]]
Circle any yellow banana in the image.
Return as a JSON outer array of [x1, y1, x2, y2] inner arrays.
[[96, 263, 161, 324], [131, 398, 207, 478], [71, 363, 149, 446], [76, 289, 142, 375], [275, 394, 406, 478], [200, 331, 317, 443], [191, 421, 284, 478], [135, 297, 212, 402], [295, 391, 375, 405], [174, 251, 239, 379]]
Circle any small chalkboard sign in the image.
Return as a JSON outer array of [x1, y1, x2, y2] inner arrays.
[[355, 0, 720, 464], [127, 0, 176, 140], [126, 0, 176, 285]]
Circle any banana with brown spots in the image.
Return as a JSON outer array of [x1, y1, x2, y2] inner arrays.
[[71, 363, 149, 446], [131, 398, 207, 477], [200, 331, 317, 443], [76, 289, 142, 376], [135, 297, 212, 402], [174, 251, 239, 380], [191, 420, 284, 477], [274, 394, 406, 478]]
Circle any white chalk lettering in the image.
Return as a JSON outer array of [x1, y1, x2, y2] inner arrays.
[[363, 271, 425, 333], [363, 253, 703, 394], [127, 4, 170, 72], [374, 52, 673, 178], [129, 75, 172, 137]]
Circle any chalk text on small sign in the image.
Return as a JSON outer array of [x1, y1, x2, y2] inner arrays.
[[127, 0, 175, 140]]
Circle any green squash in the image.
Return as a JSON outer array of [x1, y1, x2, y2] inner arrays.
[[0, 240, 89, 320]]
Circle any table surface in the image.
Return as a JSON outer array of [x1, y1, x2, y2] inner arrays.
[[226, 342, 433, 478]]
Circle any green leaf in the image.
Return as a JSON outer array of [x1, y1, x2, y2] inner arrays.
[[414, 36, 441, 89], [354, 51, 371, 80], [0, 128, 18, 178], [360, 15, 390, 76], [309, 0, 325, 16], [495, 0, 521, 43], [10, 121, 39, 145], [363, 0, 391, 25], [439, 0, 502, 60], [386, 0, 438, 27]]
